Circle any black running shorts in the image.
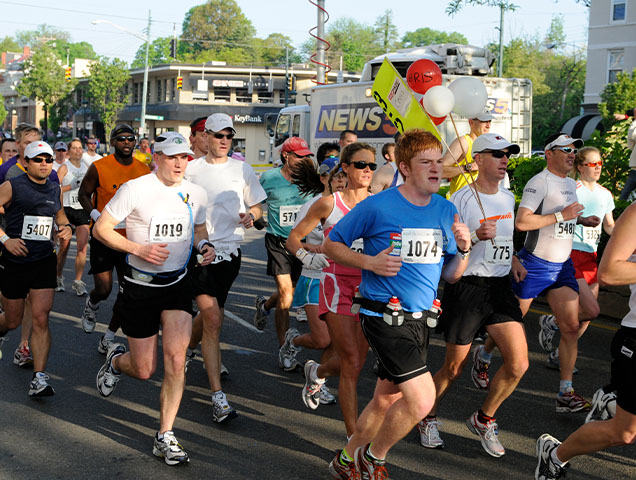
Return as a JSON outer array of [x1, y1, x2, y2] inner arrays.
[[360, 312, 429, 385], [191, 250, 241, 308], [611, 326, 636, 415], [438, 275, 523, 345], [114, 274, 195, 339], [0, 252, 56, 299], [89, 236, 126, 275], [64, 207, 90, 227], [264, 233, 302, 280]]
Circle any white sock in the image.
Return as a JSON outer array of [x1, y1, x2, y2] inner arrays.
[[87, 298, 99, 310], [479, 348, 492, 363], [550, 447, 567, 467], [310, 363, 325, 383], [104, 330, 116, 342]]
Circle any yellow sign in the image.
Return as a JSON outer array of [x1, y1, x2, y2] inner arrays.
[[371, 58, 440, 140]]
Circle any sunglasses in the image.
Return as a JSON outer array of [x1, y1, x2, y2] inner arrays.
[[114, 135, 136, 142], [31, 156, 54, 164], [553, 146, 577, 155], [87, 142, 97, 145], [584, 161, 603, 167], [209, 132, 235, 140], [481, 150, 510, 158], [346, 161, 377, 171]]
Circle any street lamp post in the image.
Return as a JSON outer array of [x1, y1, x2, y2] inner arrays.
[[92, 10, 151, 136]]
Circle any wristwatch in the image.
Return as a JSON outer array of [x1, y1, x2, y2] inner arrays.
[[457, 246, 471, 259]]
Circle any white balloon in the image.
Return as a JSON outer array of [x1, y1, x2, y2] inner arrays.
[[422, 86, 455, 118], [448, 77, 488, 119]]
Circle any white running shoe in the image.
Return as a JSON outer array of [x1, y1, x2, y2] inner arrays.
[[466, 411, 505, 457], [278, 328, 301, 371], [471, 345, 490, 390], [96, 343, 126, 397], [585, 387, 617, 423], [535, 434, 569, 480], [97, 335, 112, 355], [296, 308, 308, 322], [28, 372, 55, 397], [319, 383, 337, 405], [538, 314, 558, 352], [81, 298, 98, 334], [152, 431, 190, 466], [220, 363, 229, 376], [55, 275, 65, 292], [72, 279, 88, 296], [302, 360, 324, 410], [212, 392, 238, 423], [253, 295, 269, 330], [417, 416, 444, 449]]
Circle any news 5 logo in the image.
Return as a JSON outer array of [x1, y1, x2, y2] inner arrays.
[[485, 98, 510, 115]]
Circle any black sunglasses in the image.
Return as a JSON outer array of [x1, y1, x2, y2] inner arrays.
[[114, 135, 136, 142], [208, 132, 235, 140], [31, 156, 54, 163], [346, 161, 377, 171], [481, 150, 510, 158]]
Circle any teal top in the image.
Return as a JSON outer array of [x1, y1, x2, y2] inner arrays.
[[259, 167, 309, 238], [573, 181, 614, 253]]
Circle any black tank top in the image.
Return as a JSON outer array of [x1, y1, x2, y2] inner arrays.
[[3, 174, 61, 263]]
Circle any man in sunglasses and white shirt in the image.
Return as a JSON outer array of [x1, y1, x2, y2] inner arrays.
[[184, 113, 266, 423], [81, 136, 102, 168], [477, 133, 596, 414]]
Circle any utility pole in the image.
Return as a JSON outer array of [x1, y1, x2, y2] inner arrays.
[[284, 46, 289, 107], [497, 3, 504, 77], [316, 0, 326, 84], [140, 9, 151, 137]]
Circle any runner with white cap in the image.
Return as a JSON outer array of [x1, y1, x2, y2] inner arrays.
[[0, 141, 73, 397], [94, 131, 214, 465]]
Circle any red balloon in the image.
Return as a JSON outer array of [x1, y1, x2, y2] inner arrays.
[[407, 59, 443, 95], [419, 97, 446, 125]]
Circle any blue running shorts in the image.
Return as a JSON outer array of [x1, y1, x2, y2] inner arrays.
[[292, 275, 320, 308], [511, 248, 579, 300]]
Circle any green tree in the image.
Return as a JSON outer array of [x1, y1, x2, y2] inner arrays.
[[16, 44, 76, 138], [15, 24, 70, 47], [180, 0, 256, 62], [374, 10, 399, 53], [446, 0, 518, 15], [132, 37, 173, 68], [252, 33, 300, 67], [598, 69, 636, 124], [87, 57, 130, 139], [0, 36, 20, 57], [0, 94, 7, 126], [54, 40, 97, 65], [401, 28, 468, 48]]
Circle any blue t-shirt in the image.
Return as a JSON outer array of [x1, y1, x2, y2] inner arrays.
[[259, 166, 309, 238], [573, 181, 614, 253], [329, 188, 458, 313]]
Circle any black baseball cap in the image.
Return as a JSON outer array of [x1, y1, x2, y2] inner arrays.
[[110, 124, 135, 139]]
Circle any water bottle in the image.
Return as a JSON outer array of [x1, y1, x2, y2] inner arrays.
[[426, 299, 442, 328], [383, 296, 404, 326], [350, 286, 361, 314]]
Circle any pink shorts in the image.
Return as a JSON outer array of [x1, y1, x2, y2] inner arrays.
[[319, 272, 361, 320]]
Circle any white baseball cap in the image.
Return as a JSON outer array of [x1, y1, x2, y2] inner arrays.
[[472, 133, 520, 155], [544, 133, 583, 151], [473, 108, 495, 121], [205, 113, 236, 133], [153, 132, 194, 158], [24, 141, 54, 159]]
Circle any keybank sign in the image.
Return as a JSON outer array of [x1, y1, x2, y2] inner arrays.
[[234, 114, 263, 124], [315, 103, 396, 139]]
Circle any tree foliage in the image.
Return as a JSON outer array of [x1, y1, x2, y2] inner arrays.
[[446, 0, 518, 15], [16, 44, 76, 138], [0, 36, 20, 57], [87, 57, 130, 139], [374, 10, 400, 53], [53, 39, 97, 66], [401, 28, 468, 48], [132, 37, 173, 69], [0, 94, 7, 126], [598, 69, 636, 125], [15, 24, 70, 47]]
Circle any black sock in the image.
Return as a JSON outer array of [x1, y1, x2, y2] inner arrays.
[[477, 409, 494, 424]]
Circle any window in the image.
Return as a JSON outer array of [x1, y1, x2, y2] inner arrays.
[[193, 79, 209, 101], [608, 49, 624, 83], [257, 90, 273, 104], [156, 79, 162, 103], [133, 82, 140, 104], [292, 114, 301, 137], [611, 0, 626, 22], [235, 88, 251, 103], [275, 114, 290, 147], [213, 87, 230, 102], [170, 78, 176, 101]]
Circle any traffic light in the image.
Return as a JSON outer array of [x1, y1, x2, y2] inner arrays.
[[176, 76, 183, 90], [170, 38, 177, 59], [287, 75, 294, 93], [65, 67, 71, 81]]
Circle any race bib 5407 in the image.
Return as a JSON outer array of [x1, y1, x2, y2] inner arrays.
[[21, 216, 53, 241]]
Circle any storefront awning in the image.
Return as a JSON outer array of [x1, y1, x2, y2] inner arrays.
[[118, 104, 282, 125], [560, 114, 604, 141]]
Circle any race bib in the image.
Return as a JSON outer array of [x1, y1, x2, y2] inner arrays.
[[554, 220, 576, 239], [582, 226, 601, 248], [279, 205, 302, 227], [484, 237, 513, 265], [210, 243, 238, 265], [350, 238, 364, 253], [149, 215, 189, 243], [21, 216, 53, 241], [69, 188, 81, 209], [400, 228, 443, 264]]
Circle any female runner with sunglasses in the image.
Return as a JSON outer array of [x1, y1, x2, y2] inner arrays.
[[538, 147, 616, 378], [286, 143, 376, 437]]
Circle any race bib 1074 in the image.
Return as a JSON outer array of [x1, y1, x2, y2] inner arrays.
[[400, 228, 443, 264]]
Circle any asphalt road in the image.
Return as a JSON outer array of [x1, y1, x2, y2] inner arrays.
[[1, 228, 634, 479]]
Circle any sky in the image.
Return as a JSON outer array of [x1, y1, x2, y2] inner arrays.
[[0, 0, 590, 64]]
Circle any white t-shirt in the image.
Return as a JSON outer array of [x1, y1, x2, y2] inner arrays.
[[61, 160, 88, 209], [82, 152, 102, 168], [105, 173, 207, 278], [519, 169, 578, 263], [52, 160, 65, 172], [573, 181, 615, 253], [293, 194, 324, 279], [451, 185, 515, 277], [185, 156, 266, 258]]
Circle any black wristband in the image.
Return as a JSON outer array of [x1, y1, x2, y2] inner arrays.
[[457, 246, 471, 255], [64, 223, 75, 234]]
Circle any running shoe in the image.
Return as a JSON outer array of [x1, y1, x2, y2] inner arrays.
[[211, 392, 238, 423], [417, 416, 444, 449], [253, 295, 269, 330], [302, 360, 324, 410], [81, 298, 98, 334], [585, 387, 617, 423], [466, 411, 505, 457], [546, 350, 578, 374], [279, 328, 302, 371], [354, 444, 389, 480], [152, 431, 190, 466], [13, 344, 33, 367], [296, 308, 308, 323], [471, 345, 490, 390], [329, 450, 360, 480], [0, 335, 5, 360], [535, 434, 569, 480], [538, 314, 559, 352], [320, 383, 337, 405], [556, 390, 591, 413], [72, 279, 88, 296], [96, 342, 126, 397], [97, 335, 112, 355], [220, 363, 229, 376], [55, 275, 65, 292], [28, 372, 55, 397], [185, 349, 196, 373]]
